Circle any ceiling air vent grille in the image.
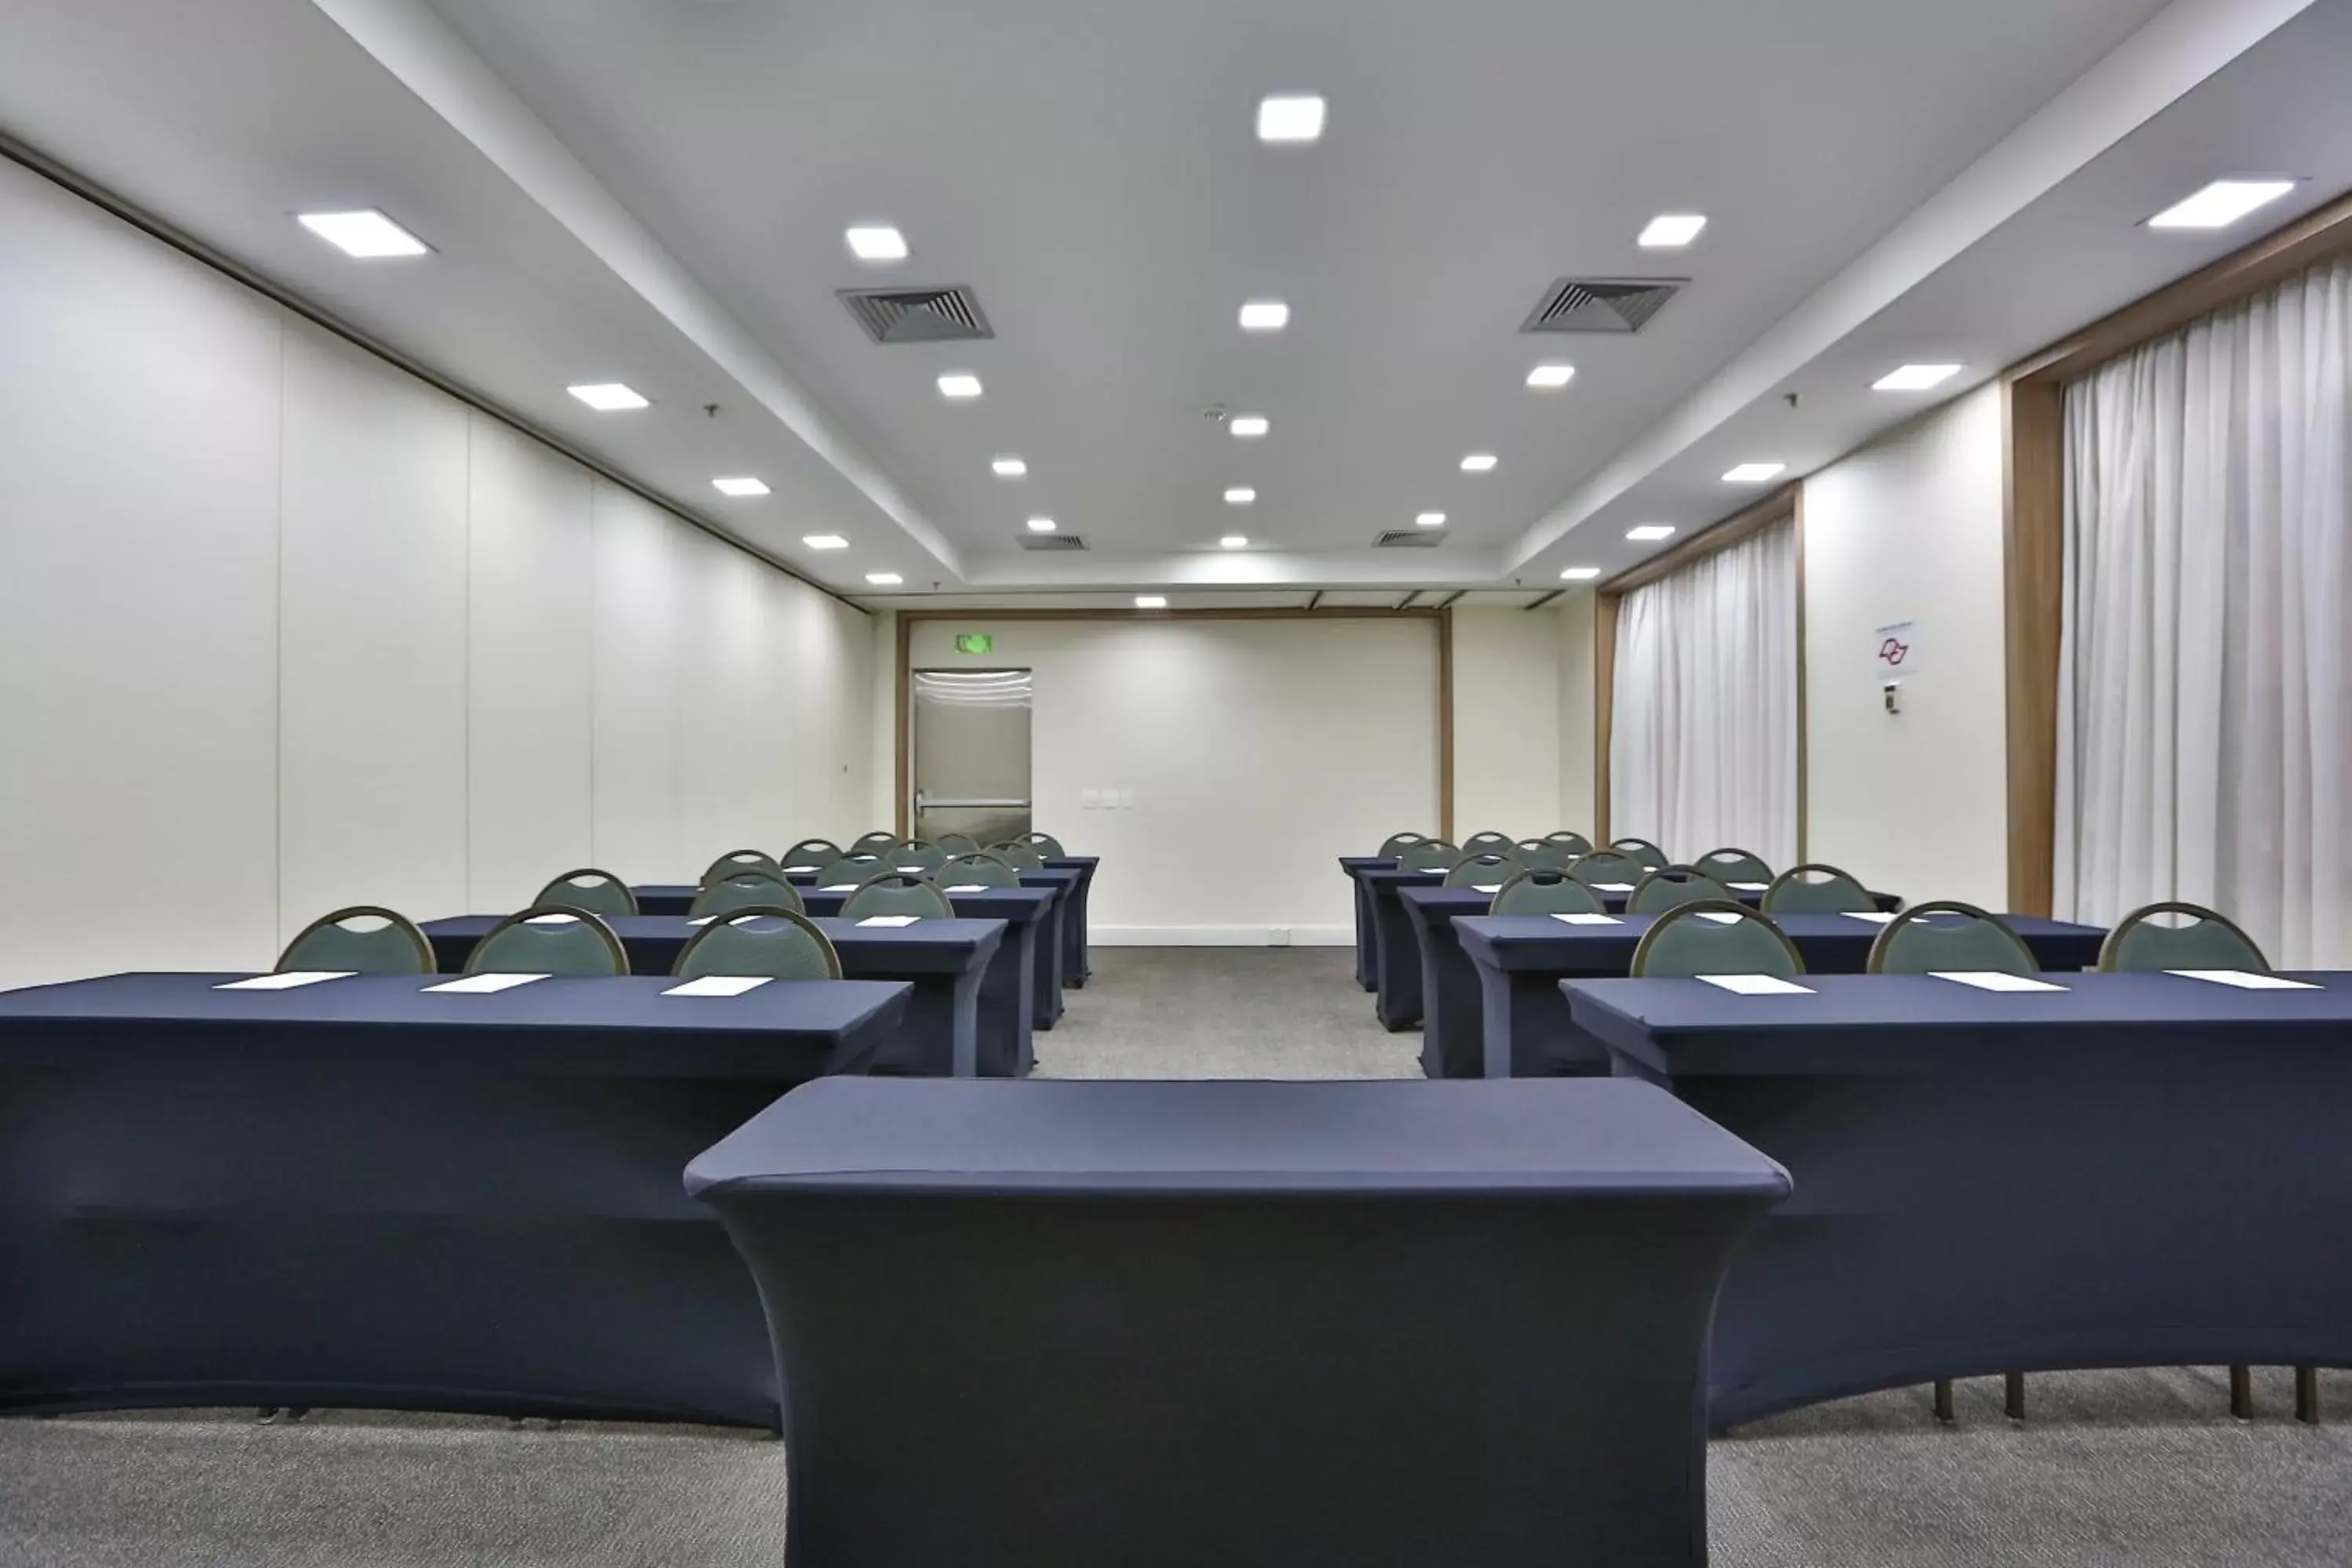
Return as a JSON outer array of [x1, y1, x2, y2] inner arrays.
[[1520, 277, 1684, 335], [1015, 532, 1088, 552], [839, 285, 995, 344], [1374, 529, 1445, 548]]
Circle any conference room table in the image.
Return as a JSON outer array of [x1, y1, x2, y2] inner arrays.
[[1450, 909, 2105, 1079], [1044, 855, 1098, 988], [1338, 855, 1392, 991], [1565, 970, 2352, 1431], [423, 915, 1003, 1078], [0, 971, 908, 1426], [688, 1077, 1789, 1568], [1365, 869, 1897, 1034]]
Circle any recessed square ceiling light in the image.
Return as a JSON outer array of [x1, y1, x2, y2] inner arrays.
[[866, 572, 904, 586], [1225, 487, 1257, 505], [1722, 462, 1786, 483], [1872, 363, 1962, 392], [992, 456, 1027, 477], [568, 383, 648, 412], [1256, 94, 1327, 143], [1239, 299, 1290, 332], [803, 534, 849, 550], [298, 209, 430, 258], [2147, 180, 2297, 230], [1626, 524, 1677, 542], [1415, 511, 1447, 528], [936, 372, 982, 399], [1229, 415, 1269, 438], [1025, 517, 1058, 532], [1559, 566, 1602, 580], [1219, 535, 1249, 549], [1526, 363, 1577, 390], [711, 477, 770, 497], [1638, 213, 1708, 249], [844, 225, 909, 261], [1460, 452, 1497, 473], [1134, 594, 1169, 609]]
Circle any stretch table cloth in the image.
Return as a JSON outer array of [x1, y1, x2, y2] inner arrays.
[[688, 1078, 1788, 1568], [1566, 971, 2352, 1429], [1368, 873, 1898, 1034], [1044, 856, 1097, 987], [1450, 911, 2102, 1079], [1338, 856, 1393, 991], [0, 971, 908, 1425], [424, 916, 1001, 1077], [800, 891, 1044, 1075]]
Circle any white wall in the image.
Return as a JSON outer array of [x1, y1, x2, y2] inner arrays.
[[1801, 383, 2010, 908], [1448, 607, 1567, 843], [906, 616, 1442, 942], [0, 159, 873, 989]]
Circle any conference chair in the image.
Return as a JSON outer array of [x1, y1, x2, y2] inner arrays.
[[939, 853, 1022, 889], [840, 873, 956, 921], [1610, 837, 1670, 873], [690, 873, 806, 918], [1461, 831, 1517, 857], [1761, 863, 1878, 915], [1443, 854, 1519, 890], [535, 867, 637, 920], [850, 831, 902, 855], [815, 855, 889, 888], [934, 833, 981, 856], [1490, 870, 1605, 917], [989, 840, 1047, 872], [1629, 902, 1803, 978], [672, 908, 842, 981], [1397, 840, 1459, 873], [892, 839, 949, 873], [1377, 832, 1429, 858], [1514, 837, 1575, 871], [462, 907, 627, 977], [1543, 830, 1595, 855], [1017, 831, 1068, 858], [781, 838, 843, 871], [276, 906, 434, 975], [702, 849, 785, 887], [1692, 848, 1774, 886], [1628, 867, 1737, 915], [2100, 900, 2280, 1421], [1566, 849, 1645, 888]]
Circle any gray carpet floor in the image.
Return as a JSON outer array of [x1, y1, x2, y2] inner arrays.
[[5, 948, 2347, 1567]]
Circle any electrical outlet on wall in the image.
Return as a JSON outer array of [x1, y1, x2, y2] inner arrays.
[[1081, 789, 1100, 808]]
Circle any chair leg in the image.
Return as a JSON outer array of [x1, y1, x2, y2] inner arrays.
[[1933, 1378, 1955, 1423], [2296, 1365, 2321, 1425], [2004, 1371, 2026, 1420], [2229, 1363, 2253, 1420]]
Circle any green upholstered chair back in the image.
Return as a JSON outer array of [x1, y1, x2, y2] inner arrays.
[[278, 906, 434, 975], [840, 873, 956, 921], [815, 855, 889, 889], [891, 840, 949, 873], [1490, 871, 1605, 916], [1396, 840, 1459, 873], [1691, 848, 1773, 886], [1866, 901, 2035, 975], [1018, 832, 1069, 858], [1631, 902, 1805, 979], [702, 849, 784, 887], [672, 908, 841, 981], [1514, 838, 1576, 871], [535, 868, 637, 920], [1610, 837, 1669, 872], [1460, 831, 1516, 857], [462, 907, 627, 977], [1443, 853, 1519, 890], [1567, 850, 1645, 887], [939, 853, 1021, 889], [1543, 831, 1595, 857], [690, 873, 806, 918], [934, 833, 981, 856], [1761, 863, 1877, 914], [850, 831, 902, 855], [989, 840, 1047, 872], [1377, 832, 1429, 858], [1628, 867, 1737, 915], [2100, 902, 2268, 973], [781, 839, 842, 871]]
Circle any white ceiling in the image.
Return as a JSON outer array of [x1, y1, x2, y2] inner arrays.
[[2, 0, 2344, 601]]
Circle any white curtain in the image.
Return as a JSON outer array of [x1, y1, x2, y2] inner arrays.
[[2055, 254, 2352, 967], [1609, 517, 1798, 866]]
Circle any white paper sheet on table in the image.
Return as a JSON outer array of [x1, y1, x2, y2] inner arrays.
[[1693, 910, 1743, 924], [684, 916, 717, 927], [2166, 969, 2321, 989], [1726, 881, 1769, 891], [783, 865, 818, 873], [1595, 882, 1637, 892], [821, 884, 858, 892], [662, 975, 772, 997], [894, 865, 927, 873], [1931, 971, 2067, 993], [216, 971, 354, 990], [1472, 884, 1502, 894], [1552, 913, 1621, 926], [1697, 974, 1813, 996], [423, 973, 548, 994], [856, 915, 922, 928], [945, 884, 988, 894], [1841, 911, 1898, 924], [524, 912, 585, 926]]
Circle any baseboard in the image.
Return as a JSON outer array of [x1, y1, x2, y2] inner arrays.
[[1090, 925, 1354, 948]]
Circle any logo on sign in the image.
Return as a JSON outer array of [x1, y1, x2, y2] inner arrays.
[[1871, 620, 1919, 681]]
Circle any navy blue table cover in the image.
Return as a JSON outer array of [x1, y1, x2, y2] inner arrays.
[[1449, 909, 2103, 1078], [1044, 856, 1097, 988], [688, 1077, 1788, 1568], [424, 916, 1001, 1077], [0, 971, 908, 1425], [1565, 971, 2352, 1430], [797, 891, 1044, 1076], [1338, 855, 1393, 992]]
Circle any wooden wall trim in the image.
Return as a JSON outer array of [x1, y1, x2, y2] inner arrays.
[[1592, 593, 1619, 843], [1438, 607, 1455, 840], [1598, 483, 1799, 597], [1791, 488, 1810, 862], [892, 611, 914, 837]]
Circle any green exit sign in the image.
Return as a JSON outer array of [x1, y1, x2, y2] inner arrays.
[[953, 633, 994, 655]]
